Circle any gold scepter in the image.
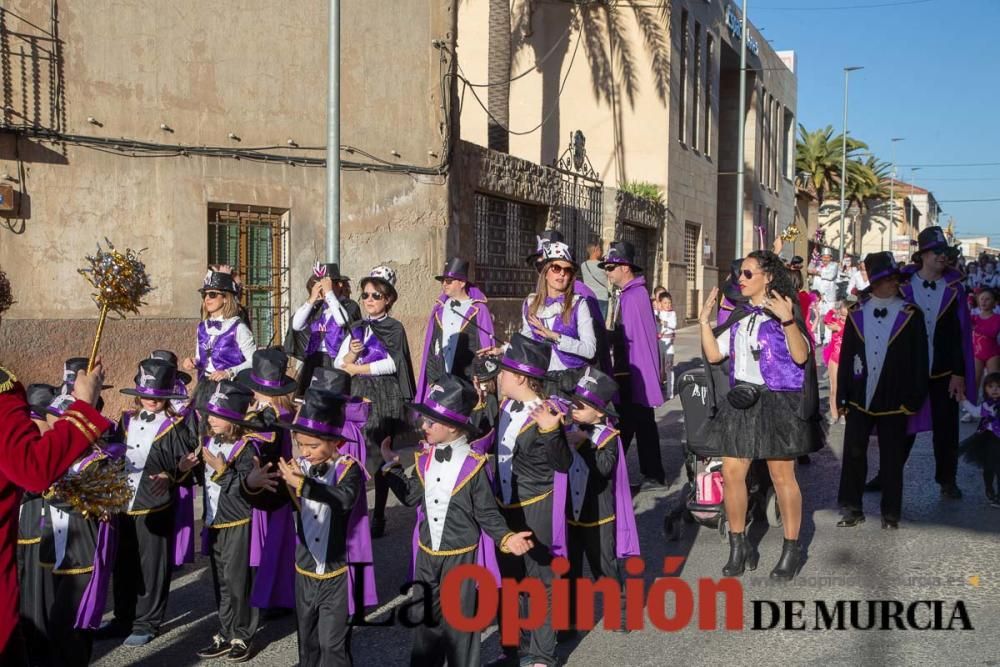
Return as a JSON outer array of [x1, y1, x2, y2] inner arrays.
[[78, 238, 153, 372]]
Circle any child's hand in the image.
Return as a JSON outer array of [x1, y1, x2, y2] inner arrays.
[[203, 447, 226, 475], [207, 370, 230, 382], [181, 357, 197, 372], [531, 401, 564, 432], [178, 452, 199, 473], [277, 457, 305, 488], [504, 531, 534, 556], [349, 339, 364, 355], [246, 456, 281, 493], [148, 472, 170, 496]]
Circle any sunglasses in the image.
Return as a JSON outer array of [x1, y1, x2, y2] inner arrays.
[[929, 247, 948, 256], [741, 270, 762, 280], [441, 278, 457, 285], [548, 264, 575, 276], [361, 291, 385, 301], [203, 291, 223, 300]]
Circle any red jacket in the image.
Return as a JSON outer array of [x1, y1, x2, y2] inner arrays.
[[0, 369, 112, 651]]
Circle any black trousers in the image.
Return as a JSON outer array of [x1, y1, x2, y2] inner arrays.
[[46, 572, 94, 667], [617, 402, 664, 482], [410, 548, 481, 667], [112, 511, 173, 635], [209, 523, 258, 643], [295, 571, 351, 667], [902, 376, 960, 486], [839, 411, 909, 520], [17, 541, 53, 661], [498, 496, 557, 667], [567, 521, 625, 627]]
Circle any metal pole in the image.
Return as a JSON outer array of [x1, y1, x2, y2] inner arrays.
[[734, 0, 749, 259], [325, 0, 341, 264], [838, 66, 862, 260], [888, 137, 903, 258]]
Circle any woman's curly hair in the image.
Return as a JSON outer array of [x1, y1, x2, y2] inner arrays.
[[745, 250, 796, 301], [0, 267, 14, 314]]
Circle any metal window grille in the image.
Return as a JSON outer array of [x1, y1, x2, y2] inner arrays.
[[558, 177, 603, 264], [684, 224, 700, 320], [474, 193, 542, 298], [207, 204, 290, 347], [619, 223, 656, 278]]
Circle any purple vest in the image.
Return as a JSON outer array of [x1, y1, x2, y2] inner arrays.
[[305, 308, 349, 357], [728, 314, 805, 392], [197, 321, 246, 380], [523, 296, 588, 369]]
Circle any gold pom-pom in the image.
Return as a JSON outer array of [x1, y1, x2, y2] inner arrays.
[[78, 238, 153, 317], [49, 457, 132, 521], [780, 224, 801, 242]]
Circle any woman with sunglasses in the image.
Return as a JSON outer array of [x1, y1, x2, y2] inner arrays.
[[334, 266, 416, 538], [517, 236, 598, 399], [699, 251, 822, 581], [182, 270, 257, 411]]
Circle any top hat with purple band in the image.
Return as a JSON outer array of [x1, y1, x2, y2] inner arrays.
[[278, 388, 348, 439], [917, 226, 949, 253], [204, 380, 256, 427], [235, 348, 298, 396], [572, 367, 619, 418], [26, 383, 57, 420], [120, 359, 188, 400], [307, 367, 351, 397], [598, 240, 643, 272], [59, 357, 112, 395], [406, 374, 477, 430], [46, 393, 78, 418], [863, 252, 901, 285], [500, 333, 551, 380], [149, 349, 192, 385], [199, 270, 239, 295], [472, 354, 501, 381], [435, 257, 471, 283], [313, 262, 349, 282]]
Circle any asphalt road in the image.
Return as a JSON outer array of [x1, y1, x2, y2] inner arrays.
[[93, 326, 1000, 666]]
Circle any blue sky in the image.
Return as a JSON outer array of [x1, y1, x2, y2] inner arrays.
[[752, 0, 998, 245]]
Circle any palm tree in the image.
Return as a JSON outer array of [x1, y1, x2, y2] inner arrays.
[[844, 155, 890, 253], [488, 0, 512, 153]]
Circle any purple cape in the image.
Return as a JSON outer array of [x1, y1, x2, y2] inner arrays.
[[416, 289, 495, 402], [574, 279, 613, 374], [336, 455, 377, 615], [616, 277, 664, 408], [604, 424, 641, 557]]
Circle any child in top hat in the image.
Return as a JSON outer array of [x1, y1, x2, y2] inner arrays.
[[98, 359, 198, 647], [181, 270, 257, 411], [235, 348, 299, 611], [290, 263, 355, 393], [491, 333, 573, 667], [250, 388, 375, 667], [836, 252, 930, 530], [334, 265, 416, 538], [194, 381, 267, 662], [416, 257, 496, 402], [470, 354, 501, 440], [381, 374, 532, 666], [149, 350, 193, 416], [959, 372, 1000, 507], [564, 367, 640, 630]]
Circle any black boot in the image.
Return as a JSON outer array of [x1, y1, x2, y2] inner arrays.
[[722, 532, 759, 576], [770, 539, 802, 580]]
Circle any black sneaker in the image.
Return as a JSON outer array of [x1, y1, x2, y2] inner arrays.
[[226, 639, 252, 663], [370, 515, 386, 539], [196, 634, 230, 659]]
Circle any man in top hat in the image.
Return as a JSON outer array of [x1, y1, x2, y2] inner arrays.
[[836, 252, 929, 529], [0, 267, 111, 663], [416, 257, 496, 403], [601, 241, 665, 488], [289, 262, 357, 393], [382, 374, 532, 666]]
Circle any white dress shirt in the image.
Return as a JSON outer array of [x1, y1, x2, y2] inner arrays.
[[300, 457, 338, 574], [204, 437, 239, 526], [910, 272, 945, 368], [520, 295, 597, 371], [716, 311, 770, 385], [567, 423, 610, 521], [423, 436, 471, 550], [198, 316, 256, 375], [497, 398, 541, 504], [440, 299, 473, 373], [292, 293, 350, 353], [333, 314, 397, 376], [862, 296, 905, 408], [125, 411, 170, 511]]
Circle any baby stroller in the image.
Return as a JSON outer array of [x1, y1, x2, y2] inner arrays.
[[663, 360, 781, 540]]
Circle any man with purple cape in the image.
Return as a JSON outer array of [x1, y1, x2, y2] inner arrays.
[[382, 375, 533, 667], [601, 241, 666, 488], [416, 257, 496, 402]]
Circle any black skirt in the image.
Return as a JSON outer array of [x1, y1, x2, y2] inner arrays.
[[958, 430, 1000, 471], [351, 374, 408, 448], [700, 385, 822, 459]]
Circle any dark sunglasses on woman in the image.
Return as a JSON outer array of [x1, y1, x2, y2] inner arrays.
[[361, 291, 385, 301]]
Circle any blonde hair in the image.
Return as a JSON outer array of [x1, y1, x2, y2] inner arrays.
[[131, 396, 178, 418], [201, 291, 240, 321], [256, 390, 295, 415], [529, 265, 576, 325]]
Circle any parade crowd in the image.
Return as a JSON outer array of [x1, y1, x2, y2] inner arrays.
[[0, 225, 997, 667]]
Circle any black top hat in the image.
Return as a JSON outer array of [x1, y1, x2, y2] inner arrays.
[[407, 374, 477, 430], [313, 262, 349, 282], [149, 349, 192, 385], [120, 359, 188, 400], [235, 349, 297, 396], [500, 333, 551, 380], [598, 241, 642, 272], [307, 366, 351, 397], [26, 383, 57, 420], [46, 392, 78, 418], [199, 271, 239, 295], [571, 366, 619, 418], [435, 257, 471, 283], [278, 388, 348, 439], [916, 226, 948, 253], [472, 354, 501, 381], [863, 252, 901, 285], [204, 380, 256, 426], [60, 357, 111, 394]]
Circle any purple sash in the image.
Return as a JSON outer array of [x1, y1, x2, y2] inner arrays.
[[352, 325, 390, 366]]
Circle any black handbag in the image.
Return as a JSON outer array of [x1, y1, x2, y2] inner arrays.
[[727, 382, 762, 410]]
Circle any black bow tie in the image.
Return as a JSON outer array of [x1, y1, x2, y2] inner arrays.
[[578, 424, 596, 434], [923, 280, 936, 290], [873, 307, 888, 319], [308, 462, 330, 478], [449, 300, 462, 310], [138, 411, 157, 422], [510, 400, 525, 413], [434, 446, 452, 463], [206, 320, 223, 331]]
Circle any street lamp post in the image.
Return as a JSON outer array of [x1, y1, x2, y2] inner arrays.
[[734, 0, 750, 258], [325, 0, 341, 264], [838, 66, 863, 260], [908, 167, 922, 238], [889, 137, 904, 258]]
